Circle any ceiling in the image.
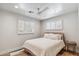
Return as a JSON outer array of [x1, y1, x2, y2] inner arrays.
[[0, 3, 78, 20]]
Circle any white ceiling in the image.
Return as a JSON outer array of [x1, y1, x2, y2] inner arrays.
[[0, 3, 78, 20]]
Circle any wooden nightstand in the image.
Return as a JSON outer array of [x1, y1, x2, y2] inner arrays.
[[65, 41, 77, 52]]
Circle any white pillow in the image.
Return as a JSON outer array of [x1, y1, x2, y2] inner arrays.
[[44, 34, 62, 40], [53, 34, 62, 40]]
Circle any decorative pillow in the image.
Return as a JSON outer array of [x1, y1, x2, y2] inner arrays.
[[44, 33, 62, 40]]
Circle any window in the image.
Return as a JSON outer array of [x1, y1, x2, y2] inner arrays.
[[45, 20, 62, 31], [17, 20, 34, 34]]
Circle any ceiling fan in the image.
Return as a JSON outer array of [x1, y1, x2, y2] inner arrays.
[[28, 10, 34, 13], [37, 7, 49, 14], [28, 7, 49, 14]]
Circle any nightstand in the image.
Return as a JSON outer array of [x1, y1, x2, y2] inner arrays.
[[65, 41, 77, 52]]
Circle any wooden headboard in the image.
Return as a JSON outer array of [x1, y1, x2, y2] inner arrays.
[[44, 32, 66, 45], [44, 31, 63, 34]]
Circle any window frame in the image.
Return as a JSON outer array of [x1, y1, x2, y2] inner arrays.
[[45, 20, 63, 31], [17, 19, 35, 34]]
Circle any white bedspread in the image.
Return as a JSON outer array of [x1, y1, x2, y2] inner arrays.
[[23, 38, 65, 56]]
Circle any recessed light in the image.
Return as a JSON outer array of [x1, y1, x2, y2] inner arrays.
[[14, 5, 18, 8]]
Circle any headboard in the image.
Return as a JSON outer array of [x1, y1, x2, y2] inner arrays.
[[44, 32, 66, 45]]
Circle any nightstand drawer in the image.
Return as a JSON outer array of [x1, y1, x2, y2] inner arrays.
[[65, 41, 77, 52]]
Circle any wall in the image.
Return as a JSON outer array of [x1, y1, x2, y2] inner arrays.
[[41, 11, 79, 51], [78, 7, 79, 37], [0, 10, 40, 51], [78, 7, 79, 51], [0, 9, 78, 52]]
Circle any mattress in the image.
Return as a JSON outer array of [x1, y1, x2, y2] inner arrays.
[[23, 38, 65, 56]]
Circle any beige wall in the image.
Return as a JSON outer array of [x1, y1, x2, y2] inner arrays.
[[0, 10, 41, 51], [41, 11, 79, 50]]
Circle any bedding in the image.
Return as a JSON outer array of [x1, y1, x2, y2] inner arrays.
[[23, 38, 65, 56]]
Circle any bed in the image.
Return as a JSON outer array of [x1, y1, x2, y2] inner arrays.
[[23, 32, 65, 56]]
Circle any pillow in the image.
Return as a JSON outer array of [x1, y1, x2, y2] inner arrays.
[[54, 34, 62, 40], [44, 33, 62, 40]]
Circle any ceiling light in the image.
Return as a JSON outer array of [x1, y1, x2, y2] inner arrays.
[[14, 5, 18, 8]]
